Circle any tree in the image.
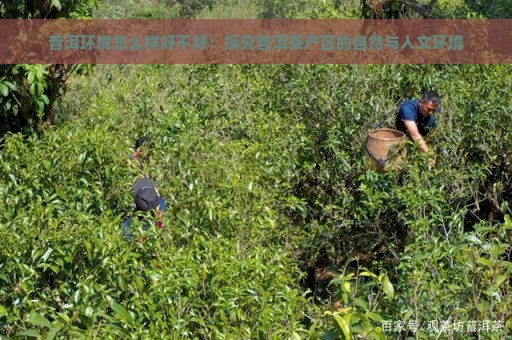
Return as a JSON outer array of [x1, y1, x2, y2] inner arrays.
[[0, 0, 97, 135], [361, 0, 438, 19]]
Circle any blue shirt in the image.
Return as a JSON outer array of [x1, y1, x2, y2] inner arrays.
[[395, 99, 437, 137]]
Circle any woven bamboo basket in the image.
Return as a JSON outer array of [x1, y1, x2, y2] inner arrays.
[[364, 128, 406, 173]]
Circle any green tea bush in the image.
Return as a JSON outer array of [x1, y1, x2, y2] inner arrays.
[[0, 64, 317, 338], [2, 53, 512, 340]]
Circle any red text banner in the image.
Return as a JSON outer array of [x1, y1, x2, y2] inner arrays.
[[0, 19, 511, 64]]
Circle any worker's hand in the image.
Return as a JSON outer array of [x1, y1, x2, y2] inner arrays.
[[428, 157, 436, 168], [426, 150, 436, 168]]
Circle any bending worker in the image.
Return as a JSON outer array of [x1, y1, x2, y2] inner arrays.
[[395, 90, 441, 154]]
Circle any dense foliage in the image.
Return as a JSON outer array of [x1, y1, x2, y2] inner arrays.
[[3, 61, 511, 338], [1, 0, 512, 339]]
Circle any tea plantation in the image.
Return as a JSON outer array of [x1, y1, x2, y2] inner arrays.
[[1, 0, 512, 339]]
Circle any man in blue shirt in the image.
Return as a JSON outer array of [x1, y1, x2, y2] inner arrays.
[[395, 90, 440, 154]]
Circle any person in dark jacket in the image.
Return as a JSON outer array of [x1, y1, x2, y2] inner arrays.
[[121, 176, 166, 241], [130, 135, 154, 161]]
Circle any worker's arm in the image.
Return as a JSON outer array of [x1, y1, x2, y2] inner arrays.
[[403, 120, 429, 153]]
